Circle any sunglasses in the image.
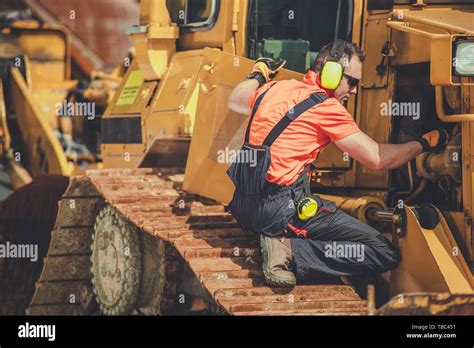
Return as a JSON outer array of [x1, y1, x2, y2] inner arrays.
[[343, 73, 360, 87]]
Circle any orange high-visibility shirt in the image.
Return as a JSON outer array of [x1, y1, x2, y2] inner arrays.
[[247, 70, 360, 186]]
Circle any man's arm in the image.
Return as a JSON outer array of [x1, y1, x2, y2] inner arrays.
[[335, 130, 448, 170], [228, 79, 259, 115], [228, 57, 286, 115]]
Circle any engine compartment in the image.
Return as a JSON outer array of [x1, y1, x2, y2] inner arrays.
[[390, 63, 462, 212]]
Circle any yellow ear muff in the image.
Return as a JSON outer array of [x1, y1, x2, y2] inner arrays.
[[320, 61, 343, 90]]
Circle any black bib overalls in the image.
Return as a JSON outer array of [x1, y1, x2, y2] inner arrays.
[[226, 84, 400, 281], [226, 85, 329, 237]]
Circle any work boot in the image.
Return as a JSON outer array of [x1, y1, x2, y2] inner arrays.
[[260, 235, 296, 287]]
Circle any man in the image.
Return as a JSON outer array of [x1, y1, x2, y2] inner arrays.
[[227, 40, 448, 290]]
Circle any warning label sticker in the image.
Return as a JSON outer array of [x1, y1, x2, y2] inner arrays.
[[116, 70, 144, 106]]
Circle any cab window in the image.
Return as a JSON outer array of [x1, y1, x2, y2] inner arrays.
[[248, 0, 354, 73], [167, 0, 219, 30]]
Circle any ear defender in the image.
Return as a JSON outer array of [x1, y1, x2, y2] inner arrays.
[[320, 39, 347, 90], [320, 61, 343, 90]]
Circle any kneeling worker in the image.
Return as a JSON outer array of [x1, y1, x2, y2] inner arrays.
[[227, 40, 448, 289]]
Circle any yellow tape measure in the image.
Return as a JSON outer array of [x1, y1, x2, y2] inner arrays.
[[297, 197, 319, 220]]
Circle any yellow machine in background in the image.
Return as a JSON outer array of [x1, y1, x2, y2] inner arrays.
[[0, 77, 32, 189], [5, 0, 474, 315], [0, 15, 123, 190], [0, 21, 74, 187]]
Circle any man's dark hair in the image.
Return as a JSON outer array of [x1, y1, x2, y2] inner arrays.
[[313, 41, 366, 73]]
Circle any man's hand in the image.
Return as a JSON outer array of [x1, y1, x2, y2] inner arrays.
[[247, 57, 286, 87], [229, 57, 286, 115], [418, 129, 449, 153]]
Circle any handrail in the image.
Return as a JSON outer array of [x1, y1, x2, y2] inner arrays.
[[435, 86, 474, 122], [403, 12, 474, 36], [386, 20, 449, 39]]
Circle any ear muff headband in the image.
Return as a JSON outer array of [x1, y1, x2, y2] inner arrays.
[[320, 39, 347, 90], [329, 39, 346, 61]]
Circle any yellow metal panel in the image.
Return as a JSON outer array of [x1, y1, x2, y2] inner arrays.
[[391, 206, 473, 296], [432, 214, 474, 289], [133, 0, 179, 80], [206, 85, 246, 163], [151, 50, 203, 112], [131, 32, 177, 81], [425, 228, 473, 293], [391, 29, 431, 66], [101, 144, 146, 169], [462, 122, 473, 263], [144, 111, 189, 139], [13, 26, 70, 80], [353, 0, 364, 47], [430, 35, 453, 86], [15, 29, 67, 61], [471, 162, 474, 260], [0, 79, 10, 153], [30, 80, 78, 131], [105, 61, 135, 117], [233, 0, 249, 56], [403, 8, 474, 34], [9, 68, 71, 176], [362, 18, 391, 88], [107, 62, 156, 117], [183, 84, 237, 203], [116, 70, 146, 106], [144, 50, 203, 141], [28, 62, 67, 87], [142, 81, 202, 139], [470, 110, 474, 259], [391, 208, 448, 295], [0, 26, 69, 83], [389, 8, 474, 69], [184, 82, 200, 133], [354, 87, 392, 188]]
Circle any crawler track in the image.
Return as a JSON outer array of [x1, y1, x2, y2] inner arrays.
[[28, 168, 367, 315]]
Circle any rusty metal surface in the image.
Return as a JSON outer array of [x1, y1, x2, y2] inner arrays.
[[29, 0, 139, 73], [84, 168, 367, 316], [377, 293, 474, 315]]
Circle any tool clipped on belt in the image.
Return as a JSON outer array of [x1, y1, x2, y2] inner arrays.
[[297, 196, 319, 220]]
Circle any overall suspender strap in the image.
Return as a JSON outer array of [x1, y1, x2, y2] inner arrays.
[[244, 83, 276, 143], [262, 93, 327, 147]]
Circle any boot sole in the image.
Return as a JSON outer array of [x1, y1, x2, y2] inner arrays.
[[260, 235, 296, 288]]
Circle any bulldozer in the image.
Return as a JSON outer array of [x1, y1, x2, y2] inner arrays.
[[4, 0, 474, 315]]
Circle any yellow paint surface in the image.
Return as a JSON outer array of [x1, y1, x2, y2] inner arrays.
[[116, 70, 145, 106]]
